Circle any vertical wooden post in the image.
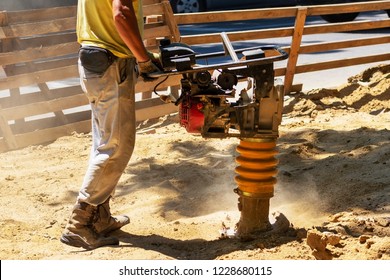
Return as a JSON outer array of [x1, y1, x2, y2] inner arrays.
[[161, 0, 181, 42], [284, 7, 307, 95]]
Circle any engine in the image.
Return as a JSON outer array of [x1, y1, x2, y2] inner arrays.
[[157, 35, 287, 139]]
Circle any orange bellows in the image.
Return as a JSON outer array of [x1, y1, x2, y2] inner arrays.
[[234, 138, 278, 237], [235, 139, 278, 198]]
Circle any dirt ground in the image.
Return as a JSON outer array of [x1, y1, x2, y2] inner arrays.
[[0, 64, 389, 260]]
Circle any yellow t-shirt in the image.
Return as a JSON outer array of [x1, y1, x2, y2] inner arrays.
[[77, 0, 143, 58]]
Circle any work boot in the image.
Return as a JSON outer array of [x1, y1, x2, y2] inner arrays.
[[93, 197, 130, 236], [60, 201, 119, 250]]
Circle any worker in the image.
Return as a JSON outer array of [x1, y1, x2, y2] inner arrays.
[[60, 0, 162, 249]]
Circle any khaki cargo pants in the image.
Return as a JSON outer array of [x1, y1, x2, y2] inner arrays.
[[77, 48, 137, 206]]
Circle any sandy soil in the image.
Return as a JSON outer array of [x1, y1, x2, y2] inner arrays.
[[0, 64, 389, 260]]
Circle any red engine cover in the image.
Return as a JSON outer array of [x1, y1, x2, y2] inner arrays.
[[179, 96, 204, 133]]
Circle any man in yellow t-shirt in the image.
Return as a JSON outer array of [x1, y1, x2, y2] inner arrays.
[[61, 0, 161, 250]]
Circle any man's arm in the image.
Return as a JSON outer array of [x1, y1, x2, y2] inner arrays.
[[112, 0, 149, 63]]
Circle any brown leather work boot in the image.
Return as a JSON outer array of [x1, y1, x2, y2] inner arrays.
[[94, 197, 130, 236], [60, 201, 119, 250]]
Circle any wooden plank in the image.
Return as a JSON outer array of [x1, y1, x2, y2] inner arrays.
[[0, 94, 88, 121], [10, 110, 91, 135], [307, 0, 390, 16], [143, 0, 162, 6], [299, 36, 390, 54], [0, 42, 79, 66], [143, 3, 164, 17], [0, 104, 18, 150], [18, 32, 77, 49], [174, 7, 298, 25], [144, 21, 165, 29], [162, 0, 181, 42], [144, 24, 172, 40], [136, 101, 178, 122], [295, 53, 390, 74], [0, 17, 76, 39], [5, 6, 77, 24], [11, 120, 91, 150], [6, 57, 78, 76], [275, 67, 287, 77], [303, 19, 390, 35], [0, 86, 83, 109], [0, 65, 78, 91], [284, 7, 308, 95], [144, 16, 159, 48]]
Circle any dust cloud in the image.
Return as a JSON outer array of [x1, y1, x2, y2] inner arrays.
[[272, 180, 328, 228]]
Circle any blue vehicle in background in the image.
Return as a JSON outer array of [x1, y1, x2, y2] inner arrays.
[[169, 0, 390, 22]]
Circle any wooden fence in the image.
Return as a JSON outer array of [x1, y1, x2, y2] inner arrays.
[[0, 0, 389, 152], [0, 0, 181, 152]]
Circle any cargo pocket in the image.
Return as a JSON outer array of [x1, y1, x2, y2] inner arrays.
[[79, 46, 116, 78]]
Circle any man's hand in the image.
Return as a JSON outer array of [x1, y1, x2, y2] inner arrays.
[[138, 59, 162, 82]]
